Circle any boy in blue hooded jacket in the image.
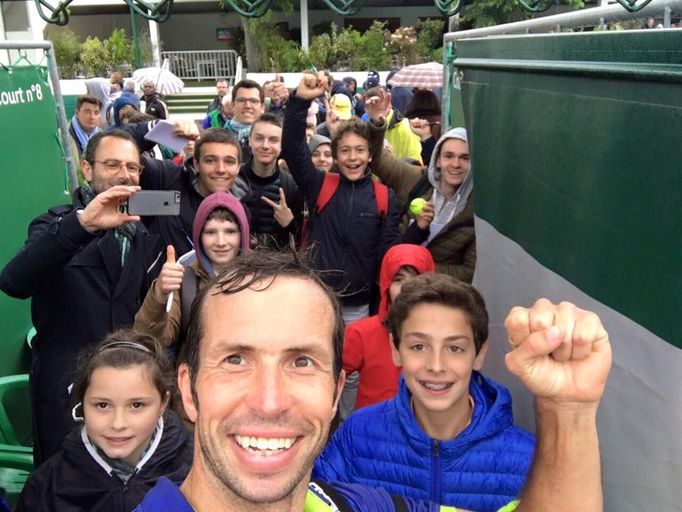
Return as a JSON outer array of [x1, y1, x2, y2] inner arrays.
[[314, 273, 535, 512]]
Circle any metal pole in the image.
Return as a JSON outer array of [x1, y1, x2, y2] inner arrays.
[[46, 46, 78, 194], [129, 5, 142, 68], [149, 19, 161, 67], [300, 0, 309, 51], [664, 6, 672, 27]]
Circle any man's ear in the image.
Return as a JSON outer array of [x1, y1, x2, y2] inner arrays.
[[178, 363, 198, 422], [331, 369, 346, 421], [473, 341, 489, 371], [390, 334, 402, 367], [81, 159, 93, 183]]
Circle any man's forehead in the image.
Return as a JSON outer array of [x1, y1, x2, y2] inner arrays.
[[200, 276, 336, 351], [235, 87, 260, 98], [251, 122, 281, 137], [204, 276, 333, 320], [200, 142, 239, 158], [96, 136, 139, 158]]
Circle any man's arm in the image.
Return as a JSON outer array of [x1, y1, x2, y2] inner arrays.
[[281, 74, 327, 201], [505, 299, 612, 512], [0, 185, 142, 298]]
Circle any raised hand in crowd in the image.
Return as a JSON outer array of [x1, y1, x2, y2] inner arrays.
[[364, 87, 391, 124], [325, 101, 342, 139], [77, 185, 141, 233], [409, 117, 433, 141], [265, 74, 290, 105], [152, 245, 184, 304], [296, 71, 328, 100], [261, 187, 294, 228], [172, 119, 200, 140]]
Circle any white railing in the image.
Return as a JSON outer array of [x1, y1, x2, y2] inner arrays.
[[160, 50, 239, 82]]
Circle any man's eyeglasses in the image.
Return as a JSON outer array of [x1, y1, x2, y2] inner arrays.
[[234, 97, 261, 105], [95, 159, 144, 175]]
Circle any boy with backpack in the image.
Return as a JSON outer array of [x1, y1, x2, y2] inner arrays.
[[282, 72, 432, 324]]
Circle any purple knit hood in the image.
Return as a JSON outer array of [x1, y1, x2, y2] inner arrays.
[[192, 192, 250, 275]]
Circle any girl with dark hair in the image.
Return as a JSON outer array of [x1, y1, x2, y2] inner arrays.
[[15, 331, 192, 512]]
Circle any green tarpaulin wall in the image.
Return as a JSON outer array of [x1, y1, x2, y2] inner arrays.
[[0, 65, 70, 376]]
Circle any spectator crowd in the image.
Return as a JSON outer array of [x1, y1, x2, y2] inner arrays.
[[0, 69, 613, 512]]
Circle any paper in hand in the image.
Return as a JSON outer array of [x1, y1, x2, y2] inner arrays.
[[144, 120, 192, 154]]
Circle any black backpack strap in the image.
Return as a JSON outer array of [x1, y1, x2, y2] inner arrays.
[[308, 480, 355, 512], [390, 494, 410, 512]]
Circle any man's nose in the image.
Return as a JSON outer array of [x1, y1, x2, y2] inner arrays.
[[245, 366, 292, 418]]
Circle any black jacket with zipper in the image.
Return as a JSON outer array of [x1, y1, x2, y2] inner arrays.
[[282, 95, 427, 306], [0, 189, 163, 465], [14, 412, 192, 512]]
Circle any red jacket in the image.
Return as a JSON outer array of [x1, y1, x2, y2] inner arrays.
[[343, 244, 435, 410]]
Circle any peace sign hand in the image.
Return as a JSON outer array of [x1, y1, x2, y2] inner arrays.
[[261, 187, 294, 227]]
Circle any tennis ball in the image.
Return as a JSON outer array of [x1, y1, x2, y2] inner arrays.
[[409, 198, 427, 216]]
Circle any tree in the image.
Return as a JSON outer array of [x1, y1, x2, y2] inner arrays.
[[106, 28, 134, 68], [49, 28, 81, 78], [218, 0, 293, 72], [81, 37, 111, 77]]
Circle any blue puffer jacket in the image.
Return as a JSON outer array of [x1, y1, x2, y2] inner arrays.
[[314, 372, 535, 512]]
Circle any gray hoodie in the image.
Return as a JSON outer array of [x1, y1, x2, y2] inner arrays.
[[425, 127, 473, 244]]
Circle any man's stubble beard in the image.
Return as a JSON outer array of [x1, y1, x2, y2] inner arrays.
[[196, 413, 328, 507]]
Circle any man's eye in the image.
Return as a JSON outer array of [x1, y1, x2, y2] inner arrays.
[[448, 345, 464, 354], [293, 356, 314, 368], [225, 354, 244, 365], [410, 344, 426, 352]]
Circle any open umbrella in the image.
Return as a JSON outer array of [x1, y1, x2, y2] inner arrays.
[[387, 62, 443, 89], [132, 59, 184, 96]]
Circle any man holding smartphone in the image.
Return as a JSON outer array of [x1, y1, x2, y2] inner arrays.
[[0, 130, 163, 467]]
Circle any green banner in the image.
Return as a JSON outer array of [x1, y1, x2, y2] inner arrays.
[[457, 30, 682, 347], [0, 65, 70, 376]]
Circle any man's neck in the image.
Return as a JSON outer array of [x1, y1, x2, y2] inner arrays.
[[180, 465, 310, 512], [439, 181, 458, 202], [251, 158, 277, 178]]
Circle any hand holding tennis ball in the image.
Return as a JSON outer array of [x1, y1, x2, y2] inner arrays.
[[409, 198, 434, 230], [409, 198, 427, 216]]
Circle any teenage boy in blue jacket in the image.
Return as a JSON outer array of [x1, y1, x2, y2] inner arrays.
[[314, 273, 535, 512]]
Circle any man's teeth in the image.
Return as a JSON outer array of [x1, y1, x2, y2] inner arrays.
[[234, 435, 295, 455], [423, 382, 451, 391]]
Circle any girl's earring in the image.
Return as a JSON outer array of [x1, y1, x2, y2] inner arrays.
[[72, 402, 84, 422]]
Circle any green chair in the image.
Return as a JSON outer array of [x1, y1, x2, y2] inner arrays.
[[0, 374, 33, 505]]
